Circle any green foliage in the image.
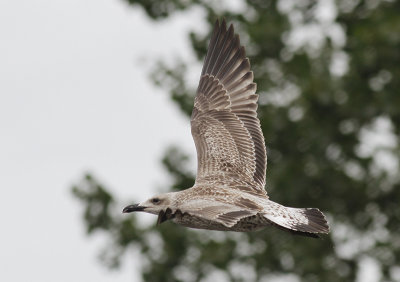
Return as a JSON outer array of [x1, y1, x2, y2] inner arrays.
[[72, 0, 400, 281]]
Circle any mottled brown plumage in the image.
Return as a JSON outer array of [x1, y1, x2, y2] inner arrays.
[[123, 19, 329, 237]]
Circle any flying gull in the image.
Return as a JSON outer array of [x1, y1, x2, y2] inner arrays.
[[123, 19, 329, 237]]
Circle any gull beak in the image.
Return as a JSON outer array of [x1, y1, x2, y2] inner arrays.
[[122, 204, 145, 213]]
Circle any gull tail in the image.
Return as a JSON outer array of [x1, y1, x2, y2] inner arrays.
[[263, 203, 330, 238]]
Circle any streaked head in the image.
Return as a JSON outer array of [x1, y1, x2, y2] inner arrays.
[[122, 192, 176, 215]]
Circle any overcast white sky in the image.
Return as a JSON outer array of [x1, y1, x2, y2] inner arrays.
[[0, 0, 201, 281]]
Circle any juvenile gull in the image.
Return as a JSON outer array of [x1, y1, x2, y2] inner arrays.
[[123, 19, 329, 237]]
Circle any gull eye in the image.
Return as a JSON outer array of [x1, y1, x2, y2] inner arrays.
[[151, 198, 161, 204]]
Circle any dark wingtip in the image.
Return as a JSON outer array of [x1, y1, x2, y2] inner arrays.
[[214, 18, 220, 29], [220, 18, 227, 31]]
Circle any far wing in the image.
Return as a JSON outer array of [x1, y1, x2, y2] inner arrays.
[[191, 19, 267, 193], [178, 199, 258, 228]]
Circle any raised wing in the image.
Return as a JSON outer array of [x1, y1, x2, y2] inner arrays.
[[191, 19, 267, 193]]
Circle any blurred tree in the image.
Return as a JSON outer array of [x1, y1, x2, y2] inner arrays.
[[72, 0, 400, 281]]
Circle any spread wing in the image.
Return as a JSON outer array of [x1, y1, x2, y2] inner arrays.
[[191, 19, 267, 194]]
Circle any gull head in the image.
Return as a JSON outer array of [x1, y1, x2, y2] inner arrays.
[[122, 192, 176, 215]]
